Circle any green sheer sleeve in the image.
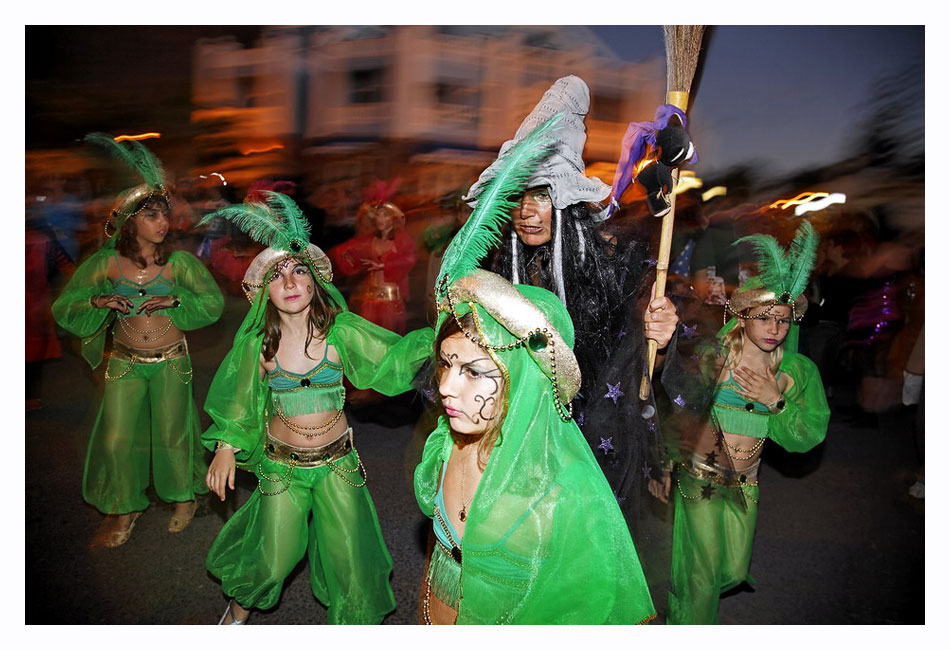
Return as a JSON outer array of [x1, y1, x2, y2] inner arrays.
[[168, 251, 224, 330], [50, 248, 115, 368], [327, 311, 434, 395], [201, 298, 269, 467], [768, 352, 830, 453]]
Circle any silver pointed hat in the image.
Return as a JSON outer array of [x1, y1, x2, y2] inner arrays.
[[464, 75, 611, 220]]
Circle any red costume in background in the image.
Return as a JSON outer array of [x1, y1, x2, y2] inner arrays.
[[330, 229, 417, 334]]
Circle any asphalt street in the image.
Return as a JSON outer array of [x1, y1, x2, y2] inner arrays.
[[25, 297, 924, 624]]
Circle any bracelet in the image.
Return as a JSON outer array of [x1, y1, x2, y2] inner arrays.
[[172, 296, 181, 308], [767, 397, 787, 414], [216, 441, 240, 453]]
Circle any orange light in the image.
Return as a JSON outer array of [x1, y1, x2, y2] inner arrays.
[[770, 192, 829, 210], [241, 144, 285, 155], [114, 133, 161, 142]]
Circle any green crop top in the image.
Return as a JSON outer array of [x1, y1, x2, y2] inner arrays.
[[710, 368, 783, 439], [266, 346, 345, 416], [112, 252, 177, 318]]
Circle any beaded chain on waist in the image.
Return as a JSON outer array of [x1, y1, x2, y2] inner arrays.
[[679, 451, 760, 487]]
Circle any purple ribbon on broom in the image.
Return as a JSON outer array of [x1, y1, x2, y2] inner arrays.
[[605, 104, 698, 218]]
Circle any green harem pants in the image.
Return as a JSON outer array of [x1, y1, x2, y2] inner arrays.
[[83, 352, 208, 514], [206, 450, 397, 624], [666, 468, 759, 624]]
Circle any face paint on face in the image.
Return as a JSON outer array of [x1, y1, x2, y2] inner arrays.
[[437, 332, 505, 437], [267, 259, 316, 315], [740, 304, 792, 353], [513, 187, 553, 246]]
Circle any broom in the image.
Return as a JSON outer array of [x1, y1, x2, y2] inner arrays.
[[639, 25, 706, 400]]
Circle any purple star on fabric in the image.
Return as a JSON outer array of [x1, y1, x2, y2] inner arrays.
[[577, 412, 586, 426], [648, 420, 656, 432], [616, 329, 627, 340], [605, 382, 624, 404], [690, 352, 700, 361], [612, 489, 627, 505], [673, 394, 687, 407], [681, 323, 698, 339], [646, 257, 658, 267], [641, 463, 653, 479], [598, 437, 615, 454]]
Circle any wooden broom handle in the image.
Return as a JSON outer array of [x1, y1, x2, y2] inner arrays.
[[639, 91, 690, 400]]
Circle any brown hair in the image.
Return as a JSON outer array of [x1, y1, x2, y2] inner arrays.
[[116, 195, 170, 268], [435, 313, 508, 470], [262, 264, 340, 362]]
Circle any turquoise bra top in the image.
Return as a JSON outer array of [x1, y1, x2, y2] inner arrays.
[[266, 346, 345, 416], [433, 462, 463, 549], [111, 253, 176, 318], [710, 368, 784, 439], [266, 347, 343, 390]]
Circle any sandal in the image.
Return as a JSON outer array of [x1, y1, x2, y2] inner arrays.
[[218, 600, 249, 625], [168, 501, 198, 533], [103, 511, 143, 548]]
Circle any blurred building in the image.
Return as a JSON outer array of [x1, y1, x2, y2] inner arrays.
[[191, 25, 664, 223]]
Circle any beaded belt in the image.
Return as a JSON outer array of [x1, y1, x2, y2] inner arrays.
[[112, 338, 188, 364], [264, 428, 353, 468], [679, 451, 760, 487]]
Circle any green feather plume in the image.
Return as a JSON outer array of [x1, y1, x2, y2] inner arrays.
[[783, 220, 819, 299], [262, 191, 312, 251], [198, 190, 311, 253], [733, 232, 790, 295], [84, 133, 165, 190], [437, 112, 563, 290]]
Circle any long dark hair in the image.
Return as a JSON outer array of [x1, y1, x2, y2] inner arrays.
[[262, 266, 340, 362], [116, 195, 171, 268]]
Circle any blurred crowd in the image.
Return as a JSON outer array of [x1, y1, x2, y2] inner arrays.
[[26, 157, 925, 494]]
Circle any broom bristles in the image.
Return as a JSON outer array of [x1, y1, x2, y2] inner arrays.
[[664, 25, 705, 94]]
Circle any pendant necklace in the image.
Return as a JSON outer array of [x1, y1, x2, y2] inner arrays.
[[459, 453, 473, 522]]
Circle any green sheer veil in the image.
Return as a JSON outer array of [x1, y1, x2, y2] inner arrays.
[[414, 113, 655, 624]]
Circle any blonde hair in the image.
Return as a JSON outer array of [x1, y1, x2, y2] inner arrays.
[[722, 309, 784, 376]]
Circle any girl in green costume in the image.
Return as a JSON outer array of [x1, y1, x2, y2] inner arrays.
[[199, 192, 432, 625], [650, 221, 830, 624], [52, 135, 224, 547], [414, 113, 656, 624]]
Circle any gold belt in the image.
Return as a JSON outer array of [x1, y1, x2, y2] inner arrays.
[[679, 452, 760, 487], [359, 282, 401, 301], [264, 428, 354, 468], [112, 338, 188, 364]]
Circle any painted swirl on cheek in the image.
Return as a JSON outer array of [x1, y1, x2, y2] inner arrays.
[[474, 394, 496, 423]]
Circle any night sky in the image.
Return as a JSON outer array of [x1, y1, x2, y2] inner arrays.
[[591, 25, 924, 178]]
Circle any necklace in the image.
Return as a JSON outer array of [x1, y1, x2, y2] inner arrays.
[[458, 451, 474, 522]]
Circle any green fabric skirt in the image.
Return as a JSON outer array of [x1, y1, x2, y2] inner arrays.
[[206, 445, 396, 624], [83, 351, 208, 514], [666, 465, 759, 625]]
